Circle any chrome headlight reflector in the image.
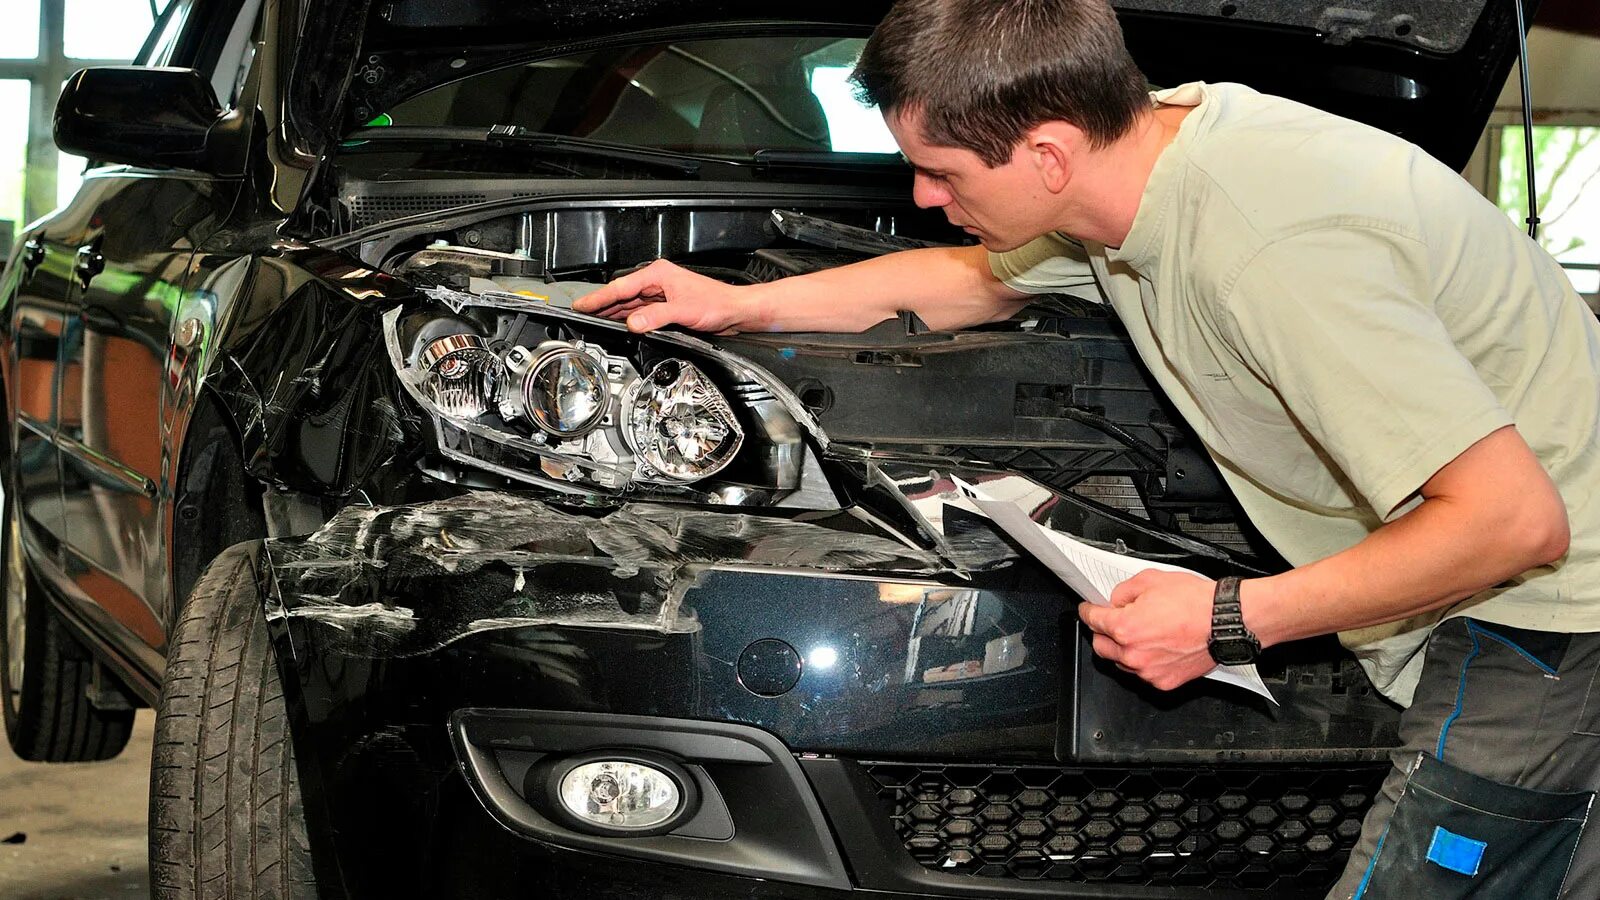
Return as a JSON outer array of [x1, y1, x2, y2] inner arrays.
[[520, 345, 609, 438], [624, 359, 744, 481], [419, 334, 501, 420]]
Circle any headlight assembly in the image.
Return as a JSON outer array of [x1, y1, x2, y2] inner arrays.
[[384, 285, 825, 506]]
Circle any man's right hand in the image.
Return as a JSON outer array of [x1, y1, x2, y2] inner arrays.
[[572, 259, 760, 334], [573, 245, 1026, 336]]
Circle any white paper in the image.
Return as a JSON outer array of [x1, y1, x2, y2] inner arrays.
[[950, 477, 1275, 704]]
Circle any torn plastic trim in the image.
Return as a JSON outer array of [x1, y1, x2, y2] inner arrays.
[[852, 454, 1256, 575], [260, 491, 954, 657]]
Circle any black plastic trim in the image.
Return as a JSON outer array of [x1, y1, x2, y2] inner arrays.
[[799, 756, 1298, 899], [451, 708, 850, 890]]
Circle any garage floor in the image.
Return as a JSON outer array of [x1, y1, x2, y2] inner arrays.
[[0, 711, 153, 900]]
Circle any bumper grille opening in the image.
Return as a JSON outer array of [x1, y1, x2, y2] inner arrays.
[[863, 762, 1387, 891]]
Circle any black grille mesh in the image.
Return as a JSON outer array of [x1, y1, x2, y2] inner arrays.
[[346, 193, 489, 228], [863, 762, 1387, 892]]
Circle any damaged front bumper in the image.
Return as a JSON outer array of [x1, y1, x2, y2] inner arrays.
[[257, 492, 1402, 899]]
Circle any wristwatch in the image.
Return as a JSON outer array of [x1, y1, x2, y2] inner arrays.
[[1208, 576, 1261, 666]]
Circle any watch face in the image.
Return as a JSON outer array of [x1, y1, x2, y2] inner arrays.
[[1210, 639, 1257, 666]]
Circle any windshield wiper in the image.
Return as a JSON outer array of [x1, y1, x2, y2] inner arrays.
[[752, 149, 909, 175], [486, 125, 718, 175], [337, 125, 722, 176]]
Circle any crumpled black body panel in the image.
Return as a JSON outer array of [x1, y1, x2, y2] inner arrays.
[[261, 491, 968, 657], [203, 250, 424, 498]]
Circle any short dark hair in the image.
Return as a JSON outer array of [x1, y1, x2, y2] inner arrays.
[[852, 0, 1150, 166]]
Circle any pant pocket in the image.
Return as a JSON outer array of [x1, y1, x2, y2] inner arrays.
[[1357, 753, 1593, 899]]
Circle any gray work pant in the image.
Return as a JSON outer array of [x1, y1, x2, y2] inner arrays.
[[1328, 617, 1600, 899]]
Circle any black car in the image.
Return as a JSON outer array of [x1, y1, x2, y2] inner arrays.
[[0, 1, 1532, 897]]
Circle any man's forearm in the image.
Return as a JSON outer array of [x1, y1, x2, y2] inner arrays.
[[744, 244, 1029, 333], [1242, 429, 1570, 648], [1082, 428, 1570, 692]]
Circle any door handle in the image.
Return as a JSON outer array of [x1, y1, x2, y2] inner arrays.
[[21, 238, 45, 280], [73, 244, 104, 289]]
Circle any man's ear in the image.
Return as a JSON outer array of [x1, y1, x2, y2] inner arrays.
[[1026, 123, 1079, 194]]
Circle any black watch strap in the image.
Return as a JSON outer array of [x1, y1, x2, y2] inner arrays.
[[1208, 576, 1261, 666]]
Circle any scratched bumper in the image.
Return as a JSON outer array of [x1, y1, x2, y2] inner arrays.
[[253, 492, 1401, 899]]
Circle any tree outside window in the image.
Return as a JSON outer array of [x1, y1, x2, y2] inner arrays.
[[1496, 125, 1600, 304]]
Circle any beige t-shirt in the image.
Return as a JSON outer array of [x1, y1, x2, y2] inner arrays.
[[992, 82, 1600, 705]]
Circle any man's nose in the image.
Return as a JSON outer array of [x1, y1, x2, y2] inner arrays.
[[912, 172, 950, 209]]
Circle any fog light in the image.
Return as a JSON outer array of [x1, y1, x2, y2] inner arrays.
[[530, 751, 703, 837], [558, 760, 681, 830]]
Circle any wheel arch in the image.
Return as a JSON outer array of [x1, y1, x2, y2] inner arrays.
[[168, 385, 268, 616]]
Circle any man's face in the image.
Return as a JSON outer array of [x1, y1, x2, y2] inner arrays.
[[885, 107, 1059, 253]]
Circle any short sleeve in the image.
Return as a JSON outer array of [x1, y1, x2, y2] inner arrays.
[[989, 232, 1098, 295], [1221, 226, 1512, 518]]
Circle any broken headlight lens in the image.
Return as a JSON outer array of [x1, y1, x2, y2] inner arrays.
[[419, 334, 501, 420], [624, 359, 744, 481]]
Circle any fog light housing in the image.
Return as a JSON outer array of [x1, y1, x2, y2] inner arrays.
[[532, 751, 699, 836]]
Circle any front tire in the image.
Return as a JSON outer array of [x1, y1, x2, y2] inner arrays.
[[149, 542, 318, 899], [0, 489, 134, 761]]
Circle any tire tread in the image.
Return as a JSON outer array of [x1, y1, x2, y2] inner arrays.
[[150, 543, 318, 900]]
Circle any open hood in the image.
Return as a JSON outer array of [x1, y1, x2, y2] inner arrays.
[[287, 0, 1535, 170]]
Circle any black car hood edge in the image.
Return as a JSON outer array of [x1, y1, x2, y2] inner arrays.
[[286, 0, 1535, 172]]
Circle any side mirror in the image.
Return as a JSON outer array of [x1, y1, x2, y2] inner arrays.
[[54, 67, 242, 174]]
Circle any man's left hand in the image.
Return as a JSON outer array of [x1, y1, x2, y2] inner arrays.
[[1078, 570, 1218, 690]]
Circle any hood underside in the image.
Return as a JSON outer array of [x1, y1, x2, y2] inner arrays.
[[288, 0, 1530, 169]]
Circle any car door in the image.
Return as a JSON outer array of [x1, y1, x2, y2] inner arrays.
[[4, 210, 85, 573], [55, 0, 256, 665]]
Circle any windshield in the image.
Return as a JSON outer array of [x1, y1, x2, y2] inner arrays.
[[379, 36, 900, 157]]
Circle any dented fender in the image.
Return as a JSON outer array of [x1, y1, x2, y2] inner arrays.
[[183, 247, 423, 500]]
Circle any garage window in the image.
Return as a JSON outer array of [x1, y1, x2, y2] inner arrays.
[[0, 0, 176, 245], [65, 0, 171, 61], [0, 80, 28, 233], [1493, 124, 1600, 302]]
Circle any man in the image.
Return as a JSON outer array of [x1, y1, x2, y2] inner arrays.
[[575, 0, 1600, 895]]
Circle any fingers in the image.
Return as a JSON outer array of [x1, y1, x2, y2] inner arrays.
[[627, 299, 698, 333], [585, 297, 651, 321], [1078, 602, 1118, 639], [572, 277, 637, 315], [626, 309, 657, 332], [573, 260, 675, 317], [1109, 569, 1159, 607], [1092, 633, 1124, 663]]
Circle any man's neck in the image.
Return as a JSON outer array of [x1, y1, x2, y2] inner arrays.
[[1059, 105, 1192, 248]]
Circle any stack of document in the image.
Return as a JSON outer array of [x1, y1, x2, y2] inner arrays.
[[951, 476, 1275, 704]]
